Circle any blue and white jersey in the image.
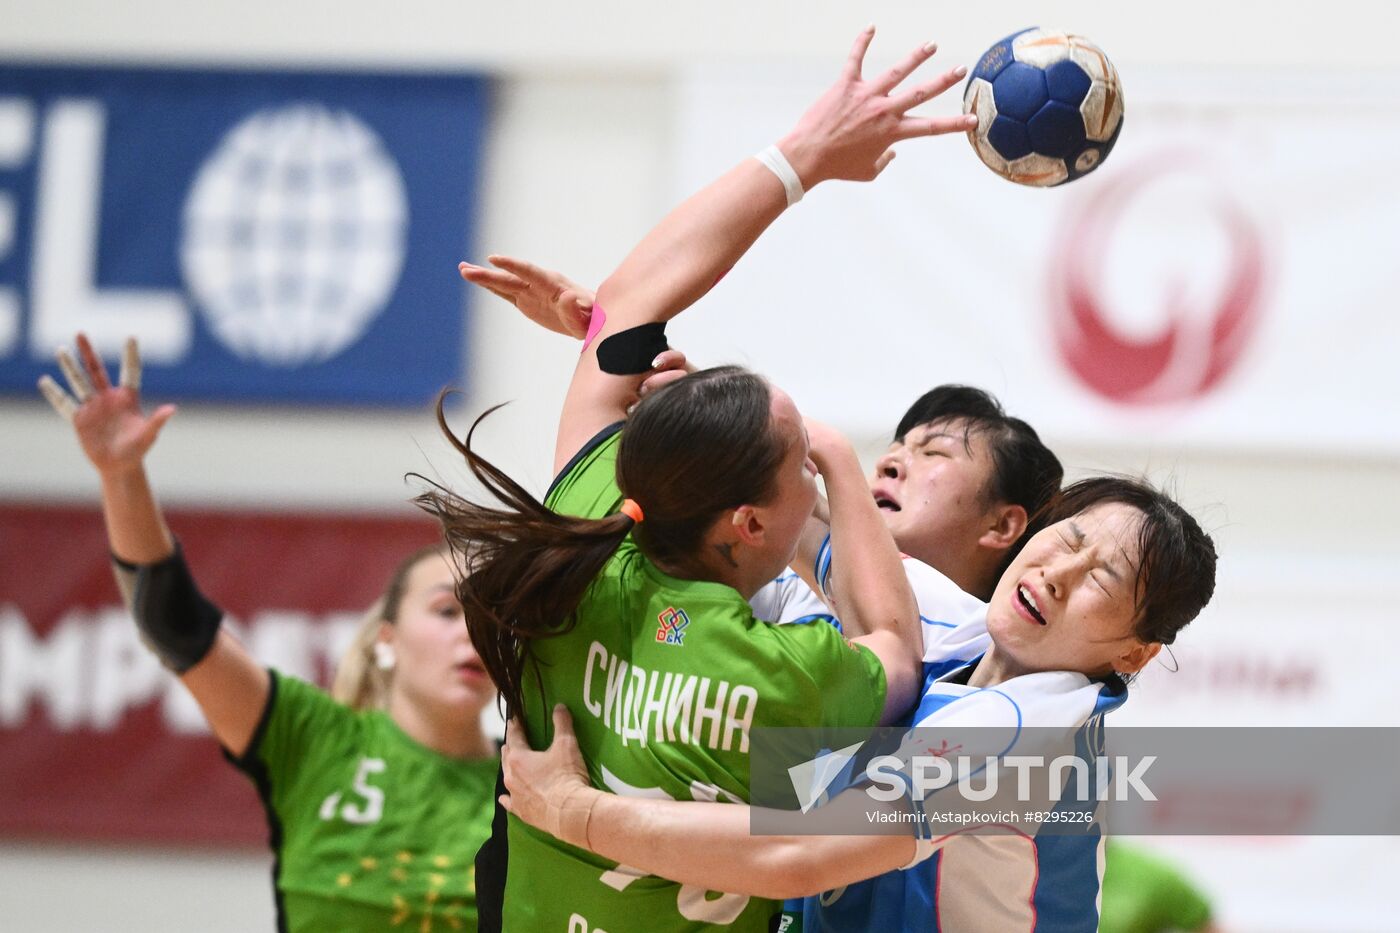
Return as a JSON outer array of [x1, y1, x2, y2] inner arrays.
[[801, 659, 1129, 933], [749, 555, 990, 685], [749, 571, 838, 627], [754, 541, 1129, 931]]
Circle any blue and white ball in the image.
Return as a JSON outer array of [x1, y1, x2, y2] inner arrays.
[[963, 28, 1124, 187]]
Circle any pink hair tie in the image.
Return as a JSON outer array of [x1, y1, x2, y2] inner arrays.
[[620, 499, 644, 523]]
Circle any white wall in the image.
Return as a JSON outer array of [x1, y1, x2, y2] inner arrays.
[[3, 0, 1393, 70], [2, 3, 1397, 931]]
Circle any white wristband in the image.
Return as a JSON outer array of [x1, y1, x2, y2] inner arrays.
[[754, 144, 804, 206]]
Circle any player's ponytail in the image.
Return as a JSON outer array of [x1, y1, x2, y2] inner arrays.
[[415, 403, 637, 715], [418, 367, 787, 715]]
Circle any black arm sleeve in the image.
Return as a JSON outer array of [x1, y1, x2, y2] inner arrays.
[[111, 543, 224, 674]]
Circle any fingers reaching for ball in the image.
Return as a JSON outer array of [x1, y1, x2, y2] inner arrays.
[[781, 28, 976, 186], [870, 39, 939, 95], [889, 64, 972, 117]]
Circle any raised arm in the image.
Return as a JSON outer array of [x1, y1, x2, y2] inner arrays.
[[805, 421, 922, 721], [550, 27, 974, 474], [501, 707, 918, 900], [40, 334, 269, 757]]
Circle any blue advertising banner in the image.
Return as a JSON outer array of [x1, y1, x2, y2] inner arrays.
[[0, 65, 489, 405]]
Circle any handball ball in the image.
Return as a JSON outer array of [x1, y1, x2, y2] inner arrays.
[[962, 28, 1124, 187]]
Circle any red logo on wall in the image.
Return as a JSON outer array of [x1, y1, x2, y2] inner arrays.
[[1049, 155, 1267, 405]]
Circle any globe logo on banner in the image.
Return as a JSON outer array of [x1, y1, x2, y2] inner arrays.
[[180, 105, 409, 367], [1048, 155, 1266, 406], [0, 65, 488, 404]]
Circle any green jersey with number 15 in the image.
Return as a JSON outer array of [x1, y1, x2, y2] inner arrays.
[[503, 425, 888, 932], [230, 671, 498, 932]]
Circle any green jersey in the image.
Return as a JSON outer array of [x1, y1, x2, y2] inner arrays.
[[503, 426, 888, 932], [231, 671, 498, 932]]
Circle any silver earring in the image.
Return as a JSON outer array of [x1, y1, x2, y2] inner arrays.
[[373, 642, 396, 671]]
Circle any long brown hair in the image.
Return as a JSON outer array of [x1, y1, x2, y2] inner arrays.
[[415, 366, 788, 714]]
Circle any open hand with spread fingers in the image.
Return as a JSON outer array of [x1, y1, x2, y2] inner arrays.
[[459, 254, 596, 339], [778, 26, 978, 187], [38, 333, 175, 477]]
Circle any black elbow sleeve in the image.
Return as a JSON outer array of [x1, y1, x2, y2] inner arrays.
[[111, 544, 224, 674]]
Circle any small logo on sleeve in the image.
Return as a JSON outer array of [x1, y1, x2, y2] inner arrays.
[[656, 607, 690, 646]]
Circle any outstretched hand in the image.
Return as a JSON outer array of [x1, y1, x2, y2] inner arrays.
[[780, 26, 976, 187], [460, 255, 596, 339], [461, 251, 692, 408], [38, 333, 175, 477]]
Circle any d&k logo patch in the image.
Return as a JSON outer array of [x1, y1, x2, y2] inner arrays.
[[656, 607, 690, 646]]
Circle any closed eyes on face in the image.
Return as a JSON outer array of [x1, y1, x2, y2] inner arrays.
[[1061, 521, 1128, 599], [912, 430, 964, 459], [1088, 572, 1115, 598]]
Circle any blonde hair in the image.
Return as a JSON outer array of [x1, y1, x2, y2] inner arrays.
[[331, 596, 393, 711], [330, 545, 447, 711]]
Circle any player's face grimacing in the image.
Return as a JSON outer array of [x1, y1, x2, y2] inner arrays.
[[870, 418, 1001, 572], [381, 553, 494, 718], [984, 502, 1161, 678]]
